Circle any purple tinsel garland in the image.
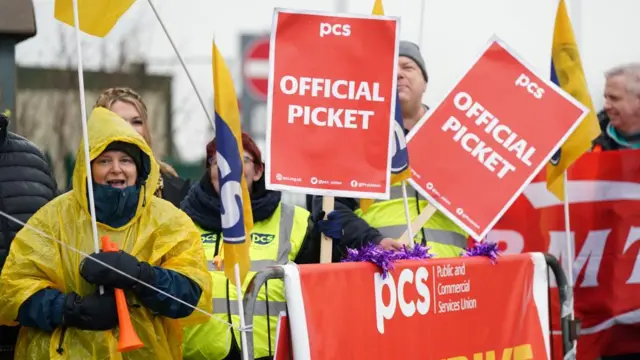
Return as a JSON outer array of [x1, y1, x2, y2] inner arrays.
[[342, 243, 434, 278], [462, 240, 501, 264]]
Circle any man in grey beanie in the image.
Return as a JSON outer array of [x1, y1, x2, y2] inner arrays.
[[398, 40, 429, 131]]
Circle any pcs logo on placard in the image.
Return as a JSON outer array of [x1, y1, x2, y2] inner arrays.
[[515, 74, 544, 99], [252, 233, 275, 245], [319, 22, 351, 37]]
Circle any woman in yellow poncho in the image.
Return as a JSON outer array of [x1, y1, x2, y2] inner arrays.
[[0, 107, 212, 359]]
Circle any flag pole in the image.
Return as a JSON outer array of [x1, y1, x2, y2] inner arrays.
[[570, 0, 583, 50], [234, 264, 250, 360], [418, 0, 426, 49], [566, 1, 582, 352], [401, 181, 415, 248], [71, 0, 102, 287], [562, 171, 577, 352], [335, 0, 348, 13], [562, 173, 574, 288], [146, 0, 214, 131]]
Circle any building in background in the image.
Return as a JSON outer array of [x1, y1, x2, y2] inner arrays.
[[15, 63, 174, 189]]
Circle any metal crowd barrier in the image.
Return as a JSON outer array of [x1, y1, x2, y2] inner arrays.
[[544, 254, 581, 360], [241, 254, 579, 360], [243, 266, 286, 360]]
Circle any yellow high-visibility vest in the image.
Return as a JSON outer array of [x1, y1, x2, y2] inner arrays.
[[183, 203, 309, 359], [355, 183, 467, 258]]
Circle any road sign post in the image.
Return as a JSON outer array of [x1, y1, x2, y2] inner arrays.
[[240, 34, 270, 137]]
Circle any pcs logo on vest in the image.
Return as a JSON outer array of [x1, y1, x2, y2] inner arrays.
[[252, 233, 275, 245], [201, 233, 218, 244]]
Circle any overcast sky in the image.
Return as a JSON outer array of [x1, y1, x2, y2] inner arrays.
[[16, 0, 640, 162]]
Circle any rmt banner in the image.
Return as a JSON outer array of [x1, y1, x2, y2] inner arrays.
[[265, 8, 399, 199], [407, 37, 588, 240]]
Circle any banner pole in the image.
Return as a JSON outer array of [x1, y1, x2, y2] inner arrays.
[[234, 264, 250, 360], [562, 171, 577, 352], [71, 0, 102, 291], [319, 196, 335, 263], [400, 181, 415, 248], [146, 0, 214, 130], [397, 203, 436, 245], [418, 0, 426, 49]]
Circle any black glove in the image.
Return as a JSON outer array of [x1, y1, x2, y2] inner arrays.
[[314, 211, 344, 240], [80, 251, 155, 289], [62, 290, 118, 331]]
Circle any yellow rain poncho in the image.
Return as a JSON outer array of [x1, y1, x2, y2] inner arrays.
[[0, 107, 212, 359]]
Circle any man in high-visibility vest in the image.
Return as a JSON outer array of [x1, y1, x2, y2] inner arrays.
[[314, 41, 468, 260], [181, 133, 322, 360]]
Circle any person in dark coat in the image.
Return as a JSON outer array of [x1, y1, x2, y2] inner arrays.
[[0, 114, 58, 359], [94, 87, 192, 207]]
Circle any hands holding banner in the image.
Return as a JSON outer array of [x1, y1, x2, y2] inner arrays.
[[377, 238, 405, 251]]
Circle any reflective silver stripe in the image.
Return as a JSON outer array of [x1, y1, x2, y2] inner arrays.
[[206, 203, 295, 272], [207, 259, 277, 272], [276, 204, 294, 265], [377, 226, 467, 248], [213, 298, 287, 317], [371, 186, 426, 204]]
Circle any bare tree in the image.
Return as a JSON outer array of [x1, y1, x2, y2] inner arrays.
[[16, 19, 176, 190]]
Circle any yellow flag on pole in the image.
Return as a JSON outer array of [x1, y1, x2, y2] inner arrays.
[[212, 42, 254, 283], [547, 0, 601, 200], [54, 0, 135, 37]]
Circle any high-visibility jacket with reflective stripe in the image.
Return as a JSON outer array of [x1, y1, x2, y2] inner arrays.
[[182, 203, 309, 360], [354, 183, 467, 258]]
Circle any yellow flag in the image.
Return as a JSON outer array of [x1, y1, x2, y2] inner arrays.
[[547, 0, 601, 200], [372, 0, 384, 15], [54, 0, 135, 37], [212, 42, 254, 284]]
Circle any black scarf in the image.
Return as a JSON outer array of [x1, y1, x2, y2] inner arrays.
[[180, 172, 281, 232]]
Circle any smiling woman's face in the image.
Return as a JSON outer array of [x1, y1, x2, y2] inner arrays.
[[91, 150, 138, 189], [110, 100, 146, 140]]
